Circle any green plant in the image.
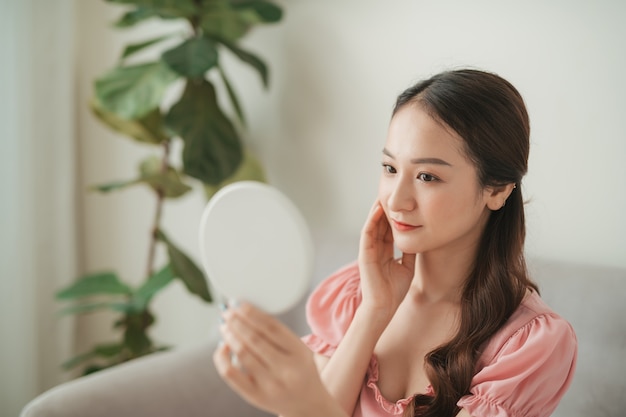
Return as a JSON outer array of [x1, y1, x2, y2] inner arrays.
[[56, 0, 283, 375]]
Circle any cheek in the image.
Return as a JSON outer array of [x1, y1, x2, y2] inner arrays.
[[376, 180, 393, 222], [417, 190, 473, 224], [433, 191, 488, 228], [377, 179, 399, 220]]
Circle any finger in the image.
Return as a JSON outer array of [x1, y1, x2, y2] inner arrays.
[[221, 316, 272, 370], [361, 202, 395, 263], [226, 305, 301, 364], [231, 303, 301, 352], [213, 342, 275, 412], [220, 323, 273, 377], [377, 203, 395, 245], [213, 341, 257, 393], [360, 202, 385, 251], [362, 201, 385, 236], [380, 212, 393, 245], [401, 251, 416, 268]]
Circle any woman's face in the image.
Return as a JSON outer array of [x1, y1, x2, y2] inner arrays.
[[378, 104, 499, 256]]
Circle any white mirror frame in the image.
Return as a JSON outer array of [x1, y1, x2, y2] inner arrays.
[[198, 181, 314, 314]]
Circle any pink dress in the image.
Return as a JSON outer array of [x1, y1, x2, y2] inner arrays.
[[302, 262, 578, 417]]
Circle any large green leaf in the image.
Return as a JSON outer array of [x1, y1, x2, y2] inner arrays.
[[200, 0, 253, 42], [114, 7, 159, 28], [209, 35, 268, 88], [157, 230, 212, 302], [95, 61, 179, 120], [162, 36, 218, 78], [56, 272, 132, 300], [131, 264, 175, 311], [231, 0, 283, 23], [138, 155, 193, 198], [106, 0, 198, 18], [90, 98, 169, 145], [90, 156, 192, 198], [165, 79, 243, 185], [120, 35, 173, 60], [203, 150, 266, 199]]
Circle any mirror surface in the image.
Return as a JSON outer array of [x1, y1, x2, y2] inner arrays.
[[198, 181, 314, 314]]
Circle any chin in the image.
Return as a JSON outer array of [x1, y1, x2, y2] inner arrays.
[[391, 233, 422, 255]]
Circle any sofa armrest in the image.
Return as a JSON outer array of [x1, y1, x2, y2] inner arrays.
[[20, 339, 273, 417]]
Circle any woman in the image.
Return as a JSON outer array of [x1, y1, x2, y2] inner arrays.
[[214, 69, 577, 417]]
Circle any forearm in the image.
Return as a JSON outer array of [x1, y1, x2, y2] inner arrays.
[[319, 306, 389, 415]]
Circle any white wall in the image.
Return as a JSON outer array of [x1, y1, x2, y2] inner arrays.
[[1, 0, 77, 414], [74, 0, 626, 355]]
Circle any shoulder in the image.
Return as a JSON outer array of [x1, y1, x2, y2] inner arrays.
[[480, 291, 577, 367], [303, 261, 362, 353], [458, 291, 578, 417]]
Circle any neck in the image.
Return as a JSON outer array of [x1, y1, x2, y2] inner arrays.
[[408, 245, 477, 304]]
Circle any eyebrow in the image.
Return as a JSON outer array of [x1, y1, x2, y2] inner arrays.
[[382, 148, 452, 166]]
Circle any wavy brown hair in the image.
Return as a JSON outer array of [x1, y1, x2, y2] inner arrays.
[[394, 69, 539, 417]]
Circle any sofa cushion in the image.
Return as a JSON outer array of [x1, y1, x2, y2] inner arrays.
[[528, 258, 626, 417]]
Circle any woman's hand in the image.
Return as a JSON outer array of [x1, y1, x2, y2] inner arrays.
[[214, 302, 348, 417], [358, 201, 415, 322]]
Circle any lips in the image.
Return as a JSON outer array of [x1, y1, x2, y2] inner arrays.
[[391, 219, 420, 232]]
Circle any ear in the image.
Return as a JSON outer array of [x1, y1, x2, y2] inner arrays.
[[485, 183, 516, 211]]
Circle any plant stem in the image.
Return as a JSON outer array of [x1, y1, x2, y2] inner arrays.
[[146, 141, 170, 278], [190, 0, 202, 35]]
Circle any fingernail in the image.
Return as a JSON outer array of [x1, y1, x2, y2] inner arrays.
[[218, 302, 228, 324], [231, 352, 240, 368], [228, 298, 239, 308]]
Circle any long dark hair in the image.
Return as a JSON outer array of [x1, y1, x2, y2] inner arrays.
[[394, 69, 539, 417]]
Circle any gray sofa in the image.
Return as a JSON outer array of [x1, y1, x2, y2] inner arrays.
[[21, 236, 626, 417]]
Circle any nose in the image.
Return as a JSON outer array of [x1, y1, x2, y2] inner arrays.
[[387, 175, 416, 213]]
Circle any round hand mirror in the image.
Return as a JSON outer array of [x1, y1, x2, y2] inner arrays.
[[198, 181, 314, 314]]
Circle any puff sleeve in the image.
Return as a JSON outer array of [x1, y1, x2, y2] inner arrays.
[[301, 261, 362, 356], [457, 313, 578, 417]]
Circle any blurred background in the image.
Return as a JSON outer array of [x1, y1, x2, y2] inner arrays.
[[1, 0, 625, 415]]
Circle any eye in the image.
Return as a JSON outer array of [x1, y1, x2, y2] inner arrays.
[[382, 163, 397, 174], [418, 172, 438, 182]]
